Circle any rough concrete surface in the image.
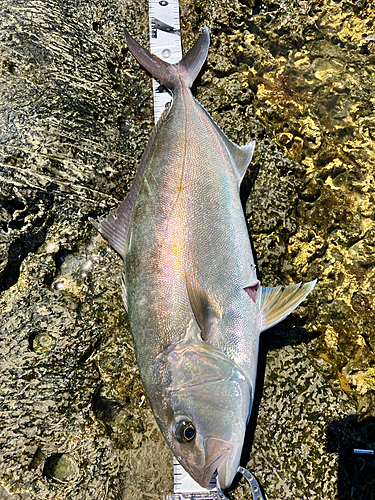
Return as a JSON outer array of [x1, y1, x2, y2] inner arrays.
[[1, 0, 374, 499]]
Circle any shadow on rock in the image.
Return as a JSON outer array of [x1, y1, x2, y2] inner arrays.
[[326, 415, 375, 500]]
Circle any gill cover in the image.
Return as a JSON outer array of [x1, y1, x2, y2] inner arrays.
[[151, 341, 252, 489]]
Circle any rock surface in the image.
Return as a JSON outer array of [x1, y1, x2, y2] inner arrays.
[[1, 0, 375, 499]]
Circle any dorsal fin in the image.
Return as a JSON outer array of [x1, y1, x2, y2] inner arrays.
[[257, 280, 317, 332], [232, 141, 256, 183], [196, 100, 255, 184], [89, 104, 171, 259], [185, 271, 222, 341]]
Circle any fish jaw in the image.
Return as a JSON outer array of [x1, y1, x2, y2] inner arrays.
[[174, 436, 232, 489], [202, 438, 232, 488], [216, 439, 242, 490]]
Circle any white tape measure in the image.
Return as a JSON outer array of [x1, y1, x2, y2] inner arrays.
[[148, 0, 182, 122], [173, 456, 217, 494], [145, 5, 265, 500], [147, 8, 220, 496], [147, 4, 220, 498]]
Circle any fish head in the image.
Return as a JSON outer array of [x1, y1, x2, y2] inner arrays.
[[152, 342, 252, 489]]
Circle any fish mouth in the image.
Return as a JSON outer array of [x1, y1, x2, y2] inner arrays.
[[200, 438, 232, 488]]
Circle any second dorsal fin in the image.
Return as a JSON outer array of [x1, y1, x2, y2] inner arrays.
[[196, 100, 255, 185]]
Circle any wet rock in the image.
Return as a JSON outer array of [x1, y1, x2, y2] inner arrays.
[[244, 345, 355, 500], [28, 447, 45, 472], [299, 178, 323, 203], [99, 354, 123, 375], [1, 0, 375, 499], [351, 292, 373, 312], [358, 391, 375, 419]]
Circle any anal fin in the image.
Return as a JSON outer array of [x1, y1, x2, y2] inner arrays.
[[89, 104, 171, 259]]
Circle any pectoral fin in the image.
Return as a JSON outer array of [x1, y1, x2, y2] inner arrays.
[[185, 271, 222, 341], [257, 279, 317, 332]]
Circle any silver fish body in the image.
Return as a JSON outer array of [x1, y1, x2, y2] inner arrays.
[[91, 27, 316, 490]]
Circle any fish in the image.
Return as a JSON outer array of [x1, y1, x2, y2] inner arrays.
[[90, 27, 316, 490]]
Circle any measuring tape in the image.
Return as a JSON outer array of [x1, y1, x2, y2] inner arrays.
[[173, 456, 217, 494], [162, 456, 218, 500], [148, 0, 182, 122], [147, 1, 217, 495], [147, 7, 218, 496], [146, 4, 265, 500]]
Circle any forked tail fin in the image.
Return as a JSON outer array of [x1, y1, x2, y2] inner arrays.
[[124, 27, 210, 90]]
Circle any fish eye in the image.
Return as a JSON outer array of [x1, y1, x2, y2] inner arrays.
[[174, 420, 196, 443]]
